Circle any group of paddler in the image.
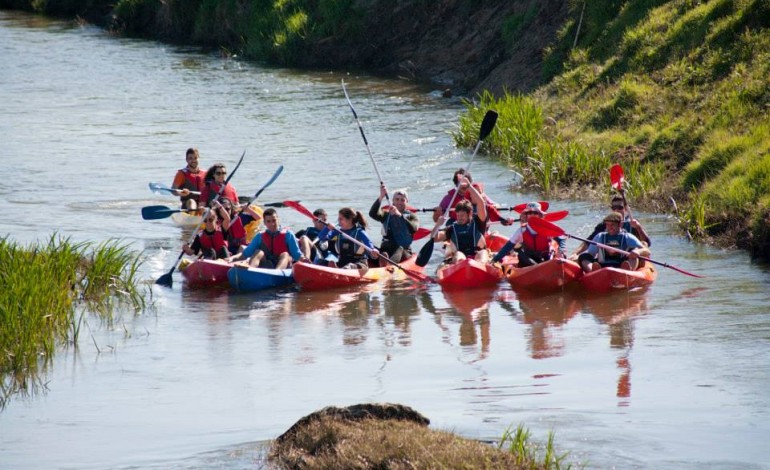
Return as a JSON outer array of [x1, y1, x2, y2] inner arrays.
[[146, 82, 700, 288]]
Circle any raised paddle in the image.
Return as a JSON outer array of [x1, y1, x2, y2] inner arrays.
[[527, 217, 704, 278], [416, 109, 499, 267], [283, 200, 435, 284], [342, 80, 420, 250], [155, 151, 246, 287], [142, 201, 293, 220]]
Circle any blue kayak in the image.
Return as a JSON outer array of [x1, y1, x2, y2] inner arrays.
[[227, 265, 294, 292]]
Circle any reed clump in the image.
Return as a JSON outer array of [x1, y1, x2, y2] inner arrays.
[[0, 235, 146, 407]]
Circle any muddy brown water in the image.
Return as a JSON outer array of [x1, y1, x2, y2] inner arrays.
[[1, 10, 768, 469]]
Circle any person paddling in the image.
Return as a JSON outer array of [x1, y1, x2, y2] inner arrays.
[[322, 207, 379, 271], [571, 195, 651, 258], [200, 163, 238, 208], [369, 184, 419, 265], [577, 212, 646, 273], [434, 178, 490, 265], [218, 198, 261, 255], [171, 147, 206, 210], [431, 168, 512, 227], [490, 202, 565, 267], [295, 208, 334, 264], [228, 208, 304, 270], [182, 210, 230, 260]]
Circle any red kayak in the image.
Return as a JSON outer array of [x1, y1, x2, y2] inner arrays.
[[485, 232, 508, 252], [436, 258, 503, 290], [180, 258, 233, 287], [292, 255, 424, 291], [579, 264, 657, 293], [506, 258, 582, 292]]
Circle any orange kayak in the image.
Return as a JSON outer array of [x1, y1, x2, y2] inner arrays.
[[180, 258, 233, 287], [506, 258, 582, 292], [292, 255, 423, 291], [437, 258, 503, 290], [579, 264, 657, 293], [485, 232, 509, 252]]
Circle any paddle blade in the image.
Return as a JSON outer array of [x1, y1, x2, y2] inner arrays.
[[543, 210, 569, 222], [413, 227, 432, 240], [416, 238, 435, 267], [142, 205, 179, 220], [610, 164, 625, 190], [155, 269, 174, 287], [283, 200, 315, 220], [527, 217, 565, 238], [511, 201, 551, 214], [263, 201, 297, 208], [478, 110, 499, 141], [149, 182, 173, 194]]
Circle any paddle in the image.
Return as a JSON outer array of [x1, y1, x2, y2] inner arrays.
[[142, 201, 293, 220], [414, 203, 549, 213], [148, 181, 200, 197], [283, 200, 435, 283], [342, 80, 421, 250], [155, 150, 246, 287], [416, 110, 499, 267], [528, 217, 704, 278], [610, 164, 632, 218]]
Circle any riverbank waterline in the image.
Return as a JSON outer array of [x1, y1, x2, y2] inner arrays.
[[2, 10, 769, 469]]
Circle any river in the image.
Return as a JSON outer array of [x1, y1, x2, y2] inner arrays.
[[1, 10, 768, 469]]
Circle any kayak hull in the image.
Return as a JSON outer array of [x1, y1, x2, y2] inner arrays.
[[180, 259, 233, 287], [437, 258, 503, 290], [171, 211, 202, 228], [228, 266, 294, 292], [506, 258, 582, 292], [579, 264, 657, 293], [292, 255, 423, 291]]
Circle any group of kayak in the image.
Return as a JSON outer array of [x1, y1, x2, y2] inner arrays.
[[156, 148, 659, 296]]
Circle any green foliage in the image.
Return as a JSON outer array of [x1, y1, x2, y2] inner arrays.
[[0, 236, 147, 408]]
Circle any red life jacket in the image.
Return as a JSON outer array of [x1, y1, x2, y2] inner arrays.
[[198, 229, 228, 251], [225, 216, 247, 249], [262, 229, 289, 258], [202, 182, 238, 206], [522, 226, 553, 256], [180, 168, 206, 191]]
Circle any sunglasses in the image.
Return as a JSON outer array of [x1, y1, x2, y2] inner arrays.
[[612, 205, 625, 210], [215, 171, 227, 176]]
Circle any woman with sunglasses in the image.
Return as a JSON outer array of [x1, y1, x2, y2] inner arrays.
[[182, 211, 230, 260], [490, 202, 565, 267], [199, 163, 239, 208]]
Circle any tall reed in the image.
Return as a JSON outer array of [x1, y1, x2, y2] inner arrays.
[[0, 235, 147, 408]]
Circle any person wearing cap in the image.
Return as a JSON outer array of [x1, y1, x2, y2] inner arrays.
[[577, 212, 646, 273], [295, 208, 334, 263], [369, 183, 420, 265], [571, 195, 651, 258], [490, 202, 566, 267], [434, 177, 490, 264], [171, 147, 206, 210]]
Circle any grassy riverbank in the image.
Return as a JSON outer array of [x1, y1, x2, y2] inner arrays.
[[456, 0, 770, 257], [0, 236, 147, 407]]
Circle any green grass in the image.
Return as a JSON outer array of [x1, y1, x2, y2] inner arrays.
[[458, 0, 770, 257], [0, 235, 147, 408]]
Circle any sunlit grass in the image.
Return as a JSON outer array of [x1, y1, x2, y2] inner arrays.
[[0, 235, 147, 408]]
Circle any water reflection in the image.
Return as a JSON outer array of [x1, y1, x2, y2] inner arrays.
[[509, 290, 582, 359], [583, 290, 650, 405]]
